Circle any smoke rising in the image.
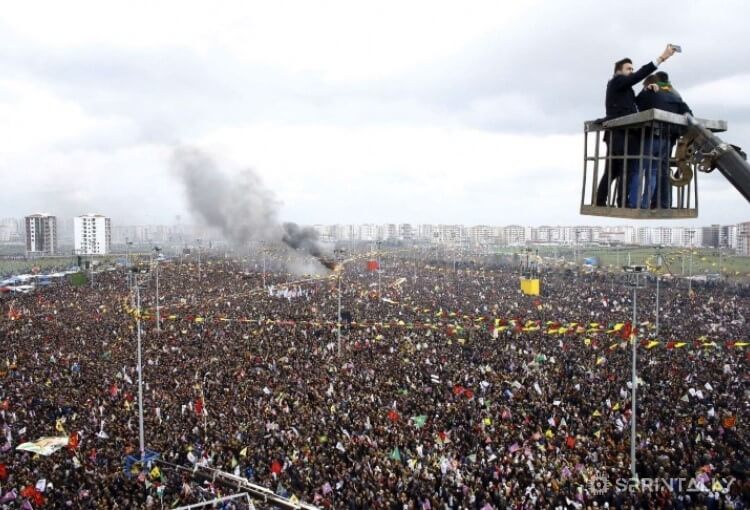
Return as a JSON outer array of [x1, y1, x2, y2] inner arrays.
[[171, 146, 333, 271]]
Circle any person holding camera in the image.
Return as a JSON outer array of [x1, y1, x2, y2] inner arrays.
[[595, 44, 679, 208]]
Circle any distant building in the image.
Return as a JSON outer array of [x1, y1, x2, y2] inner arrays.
[[74, 214, 112, 255], [720, 225, 738, 250], [0, 218, 22, 243], [502, 225, 527, 246], [25, 213, 57, 256], [468, 225, 492, 245], [702, 224, 721, 248], [738, 222, 750, 256]]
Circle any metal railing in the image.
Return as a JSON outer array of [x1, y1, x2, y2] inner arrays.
[[581, 109, 727, 219]]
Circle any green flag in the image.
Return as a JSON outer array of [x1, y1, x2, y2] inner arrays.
[[390, 447, 401, 462], [412, 415, 428, 429]]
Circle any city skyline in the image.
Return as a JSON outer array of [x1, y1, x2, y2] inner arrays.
[[3, 214, 749, 255]]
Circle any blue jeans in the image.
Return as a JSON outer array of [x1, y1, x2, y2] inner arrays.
[[652, 141, 674, 209], [627, 136, 669, 209]]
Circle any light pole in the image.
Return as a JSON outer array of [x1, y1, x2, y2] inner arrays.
[[262, 248, 267, 288], [334, 248, 345, 356], [654, 248, 663, 338], [196, 238, 202, 279], [623, 265, 646, 480], [154, 246, 161, 333], [133, 270, 146, 461]]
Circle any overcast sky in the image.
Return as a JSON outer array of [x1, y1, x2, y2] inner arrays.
[[1, 0, 749, 228]]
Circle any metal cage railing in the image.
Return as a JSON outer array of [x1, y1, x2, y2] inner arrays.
[[580, 109, 727, 219]]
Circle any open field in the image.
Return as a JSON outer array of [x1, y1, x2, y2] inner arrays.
[[494, 245, 750, 278]]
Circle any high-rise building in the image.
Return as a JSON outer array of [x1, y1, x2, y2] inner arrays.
[[468, 225, 492, 245], [74, 214, 112, 255], [0, 218, 21, 242], [720, 225, 738, 250], [702, 224, 721, 248], [502, 225, 527, 246], [25, 213, 57, 256], [738, 222, 750, 256]]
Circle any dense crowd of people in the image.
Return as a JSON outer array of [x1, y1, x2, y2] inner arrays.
[[0, 249, 748, 509]]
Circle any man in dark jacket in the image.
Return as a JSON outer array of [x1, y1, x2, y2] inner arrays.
[[635, 72, 693, 208], [595, 45, 678, 207]]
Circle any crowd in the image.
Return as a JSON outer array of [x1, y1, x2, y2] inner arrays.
[[0, 250, 748, 509]]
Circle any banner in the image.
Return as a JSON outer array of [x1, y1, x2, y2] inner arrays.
[[16, 437, 69, 456]]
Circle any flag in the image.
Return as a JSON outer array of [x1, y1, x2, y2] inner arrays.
[[565, 436, 576, 449], [412, 415, 428, 429], [390, 447, 402, 462], [194, 399, 204, 416], [270, 460, 282, 475], [646, 341, 660, 349], [387, 410, 400, 423], [723, 416, 736, 428], [67, 432, 80, 450], [150, 465, 161, 480]]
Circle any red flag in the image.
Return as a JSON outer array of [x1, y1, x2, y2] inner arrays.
[[194, 398, 204, 416], [270, 460, 282, 474], [464, 389, 474, 400], [68, 431, 80, 450], [366, 260, 380, 272], [620, 322, 632, 340], [0, 463, 7, 481], [387, 409, 400, 423], [452, 385, 465, 397], [566, 435, 576, 449], [21, 485, 44, 506]]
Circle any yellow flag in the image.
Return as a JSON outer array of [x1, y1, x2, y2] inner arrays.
[[646, 341, 660, 349], [596, 357, 605, 365], [613, 403, 621, 411], [592, 410, 602, 417], [674, 342, 687, 348], [240, 447, 248, 457]]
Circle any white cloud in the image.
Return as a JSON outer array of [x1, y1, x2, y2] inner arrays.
[[1, 0, 749, 227]]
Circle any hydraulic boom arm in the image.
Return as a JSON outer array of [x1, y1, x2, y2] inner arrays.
[[680, 115, 750, 204]]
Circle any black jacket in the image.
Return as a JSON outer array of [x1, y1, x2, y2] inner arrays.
[[604, 61, 657, 120], [635, 88, 693, 116]]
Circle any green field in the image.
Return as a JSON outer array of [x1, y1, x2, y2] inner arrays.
[[492, 245, 750, 279], [0, 254, 123, 279]]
